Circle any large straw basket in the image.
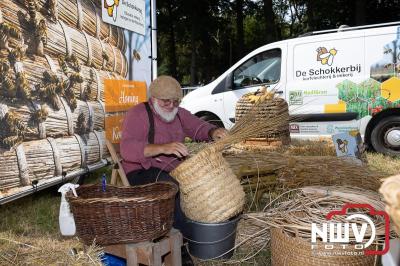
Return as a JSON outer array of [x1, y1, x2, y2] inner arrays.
[[171, 147, 245, 223], [271, 228, 377, 266], [67, 182, 178, 245], [235, 97, 290, 144]]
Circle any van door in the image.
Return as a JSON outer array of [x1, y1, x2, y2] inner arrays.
[[222, 46, 286, 127]]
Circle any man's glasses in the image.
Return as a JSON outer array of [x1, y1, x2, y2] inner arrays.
[[157, 98, 181, 107]]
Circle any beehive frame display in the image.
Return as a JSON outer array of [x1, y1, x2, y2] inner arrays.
[[0, 0, 153, 203]]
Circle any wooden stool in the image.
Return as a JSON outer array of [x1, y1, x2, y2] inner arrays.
[[104, 229, 183, 266]]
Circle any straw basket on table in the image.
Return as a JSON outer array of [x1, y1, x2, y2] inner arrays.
[[171, 147, 245, 223], [235, 96, 290, 145], [67, 182, 178, 245], [271, 228, 377, 266]]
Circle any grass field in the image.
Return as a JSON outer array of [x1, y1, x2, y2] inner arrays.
[[0, 141, 399, 265]]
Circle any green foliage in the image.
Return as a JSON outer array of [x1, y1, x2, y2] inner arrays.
[[156, 0, 400, 85]]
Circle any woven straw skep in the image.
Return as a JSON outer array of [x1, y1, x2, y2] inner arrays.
[[171, 147, 245, 223], [171, 97, 291, 223], [271, 228, 376, 266], [235, 96, 290, 142]]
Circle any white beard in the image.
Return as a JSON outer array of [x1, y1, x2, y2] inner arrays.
[[153, 100, 178, 122]]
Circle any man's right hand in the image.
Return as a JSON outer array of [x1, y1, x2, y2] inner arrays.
[[144, 142, 189, 158]]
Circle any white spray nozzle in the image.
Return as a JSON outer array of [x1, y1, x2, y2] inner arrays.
[[58, 183, 79, 197]]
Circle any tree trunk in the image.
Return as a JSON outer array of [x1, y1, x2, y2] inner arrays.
[[354, 0, 366, 26], [235, 0, 244, 59], [263, 0, 277, 44], [166, 0, 178, 78], [190, 22, 197, 85]]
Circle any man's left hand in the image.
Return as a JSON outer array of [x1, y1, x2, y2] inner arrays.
[[211, 128, 228, 140]]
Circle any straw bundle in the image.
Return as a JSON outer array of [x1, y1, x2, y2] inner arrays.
[[276, 155, 382, 192], [0, 131, 108, 192], [15, 0, 122, 50], [380, 174, 400, 234], [0, 231, 102, 265], [0, 148, 20, 191], [0, 98, 105, 140], [223, 150, 382, 192], [71, 99, 105, 134], [247, 186, 389, 241], [54, 135, 83, 172], [1, 0, 127, 76], [0, 49, 119, 105]]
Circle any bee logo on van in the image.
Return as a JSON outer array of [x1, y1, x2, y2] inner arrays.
[[104, 0, 119, 22], [316, 47, 338, 66]]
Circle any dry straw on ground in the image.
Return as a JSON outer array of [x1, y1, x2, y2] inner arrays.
[[0, 231, 102, 265]]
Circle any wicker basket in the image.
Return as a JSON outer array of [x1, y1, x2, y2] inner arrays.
[[271, 228, 377, 266], [171, 147, 245, 223], [67, 182, 178, 245]]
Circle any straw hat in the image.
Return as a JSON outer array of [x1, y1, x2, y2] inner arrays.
[[149, 76, 183, 99]]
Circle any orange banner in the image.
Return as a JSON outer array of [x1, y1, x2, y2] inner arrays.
[[105, 114, 126, 144], [104, 79, 147, 112]]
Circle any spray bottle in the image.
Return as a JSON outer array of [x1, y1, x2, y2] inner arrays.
[[58, 183, 79, 236]]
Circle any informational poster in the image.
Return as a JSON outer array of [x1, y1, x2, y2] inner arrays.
[[102, 0, 146, 35], [104, 79, 147, 112], [105, 114, 126, 144]]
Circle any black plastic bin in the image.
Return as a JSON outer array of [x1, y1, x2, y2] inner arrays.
[[181, 214, 241, 260]]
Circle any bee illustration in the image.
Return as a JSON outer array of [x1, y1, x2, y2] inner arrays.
[[383, 47, 393, 54], [133, 49, 141, 61], [336, 138, 349, 154], [104, 0, 119, 22], [317, 47, 337, 66]]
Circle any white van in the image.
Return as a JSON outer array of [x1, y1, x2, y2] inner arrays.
[[180, 21, 400, 156]]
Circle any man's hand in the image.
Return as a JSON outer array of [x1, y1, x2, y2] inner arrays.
[[210, 128, 228, 140], [144, 142, 189, 158]]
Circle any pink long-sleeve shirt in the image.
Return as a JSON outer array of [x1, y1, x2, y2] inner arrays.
[[121, 101, 216, 174]]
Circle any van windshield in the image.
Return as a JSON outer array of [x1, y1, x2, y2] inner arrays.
[[233, 48, 281, 88]]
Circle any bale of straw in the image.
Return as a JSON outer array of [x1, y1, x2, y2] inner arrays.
[[380, 174, 400, 234], [171, 147, 245, 223]]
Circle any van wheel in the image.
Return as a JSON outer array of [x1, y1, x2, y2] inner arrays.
[[199, 114, 224, 128], [371, 116, 400, 156]]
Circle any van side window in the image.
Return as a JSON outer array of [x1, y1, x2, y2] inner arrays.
[[233, 49, 281, 89]]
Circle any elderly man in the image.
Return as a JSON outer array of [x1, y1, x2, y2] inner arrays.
[[121, 75, 226, 224], [121, 75, 226, 180]]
